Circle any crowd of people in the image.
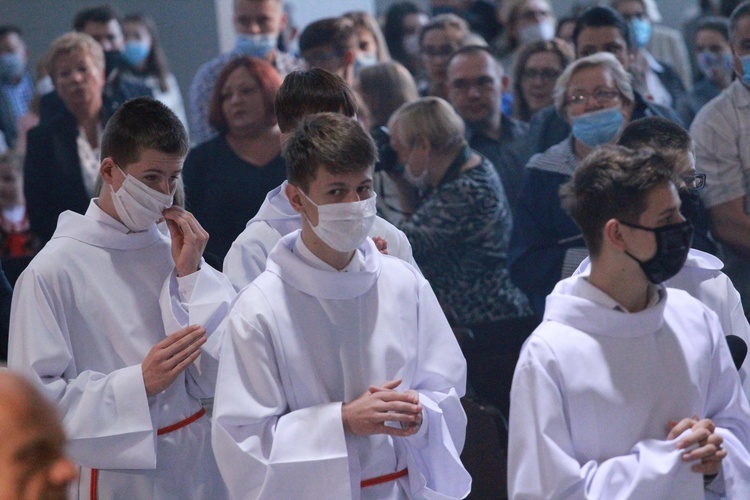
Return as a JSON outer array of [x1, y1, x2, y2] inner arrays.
[[1, 0, 750, 498]]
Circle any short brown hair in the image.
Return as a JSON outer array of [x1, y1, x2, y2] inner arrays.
[[46, 32, 104, 79], [512, 38, 574, 121], [357, 61, 418, 129], [208, 56, 282, 134], [282, 113, 376, 191], [274, 68, 357, 132], [101, 97, 188, 167], [560, 145, 674, 257], [299, 17, 358, 55]]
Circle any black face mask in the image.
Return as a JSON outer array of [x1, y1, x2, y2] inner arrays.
[[620, 220, 694, 284], [103, 50, 122, 77], [679, 189, 701, 224]]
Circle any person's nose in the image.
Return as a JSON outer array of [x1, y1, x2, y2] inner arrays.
[[583, 94, 602, 112], [344, 190, 361, 203]]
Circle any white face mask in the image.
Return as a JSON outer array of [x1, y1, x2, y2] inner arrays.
[[299, 189, 377, 252], [517, 21, 555, 45], [109, 166, 173, 232], [402, 150, 430, 190]]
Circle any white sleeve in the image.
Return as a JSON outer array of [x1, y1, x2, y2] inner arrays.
[[701, 308, 750, 497], [160, 261, 236, 399], [508, 337, 705, 499], [223, 223, 279, 292], [8, 268, 156, 470], [397, 279, 471, 499], [211, 304, 352, 500]]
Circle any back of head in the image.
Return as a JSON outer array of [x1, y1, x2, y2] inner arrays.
[[358, 61, 418, 128], [723, 0, 744, 18], [730, 1, 750, 41], [388, 96, 467, 153], [299, 16, 357, 55], [573, 6, 633, 52], [0, 25, 23, 40], [73, 4, 121, 31], [419, 13, 470, 46], [101, 97, 188, 167], [560, 145, 673, 256], [282, 112, 376, 191], [618, 117, 693, 155], [274, 68, 357, 133]]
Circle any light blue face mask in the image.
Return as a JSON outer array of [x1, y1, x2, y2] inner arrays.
[[0, 52, 24, 83], [572, 106, 625, 148], [122, 41, 151, 67], [235, 33, 277, 59], [741, 53, 750, 85], [697, 50, 734, 80], [629, 18, 652, 48], [354, 53, 378, 75]]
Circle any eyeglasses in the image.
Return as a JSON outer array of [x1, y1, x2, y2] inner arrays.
[[449, 76, 496, 92], [683, 173, 707, 191], [521, 68, 561, 83], [566, 88, 621, 107]]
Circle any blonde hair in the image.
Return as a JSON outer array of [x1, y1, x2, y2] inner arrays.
[[388, 96, 466, 153], [46, 32, 104, 80]]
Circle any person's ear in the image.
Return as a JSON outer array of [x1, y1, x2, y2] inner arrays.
[[285, 182, 304, 213], [100, 157, 117, 186], [501, 74, 510, 93], [604, 218, 628, 253]]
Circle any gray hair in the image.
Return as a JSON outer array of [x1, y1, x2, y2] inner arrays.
[[553, 52, 634, 116], [46, 32, 105, 79]]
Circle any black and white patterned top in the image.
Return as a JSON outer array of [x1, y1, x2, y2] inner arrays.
[[399, 155, 532, 325]]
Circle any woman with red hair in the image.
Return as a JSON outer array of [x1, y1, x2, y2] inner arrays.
[[183, 56, 285, 267]]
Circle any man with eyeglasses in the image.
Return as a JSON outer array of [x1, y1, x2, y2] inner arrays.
[[298, 17, 358, 86], [446, 45, 529, 207], [521, 5, 683, 163]]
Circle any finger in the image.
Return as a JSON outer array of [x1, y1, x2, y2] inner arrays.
[[374, 423, 420, 438], [683, 442, 721, 462], [667, 417, 699, 440], [380, 400, 423, 415], [158, 325, 202, 348], [677, 428, 711, 450], [167, 328, 206, 358], [372, 391, 420, 405], [381, 378, 402, 390], [693, 418, 716, 434], [170, 343, 204, 374]]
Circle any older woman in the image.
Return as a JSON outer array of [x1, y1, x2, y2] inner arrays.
[[389, 97, 532, 325], [512, 38, 573, 122], [24, 32, 106, 244], [509, 52, 636, 315], [182, 56, 284, 267], [418, 14, 471, 98], [389, 96, 534, 415]]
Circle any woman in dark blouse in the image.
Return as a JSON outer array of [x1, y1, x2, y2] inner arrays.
[[183, 56, 285, 267]]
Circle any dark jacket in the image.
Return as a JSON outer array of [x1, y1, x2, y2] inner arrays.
[[24, 109, 91, 244]]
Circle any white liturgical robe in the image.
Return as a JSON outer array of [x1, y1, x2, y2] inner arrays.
[[222, 181, 417, 290], [508, 274, 750, 499], [8, 201, 236, 499], [575, 249, 750, 400], [212, 231, 471, 499]]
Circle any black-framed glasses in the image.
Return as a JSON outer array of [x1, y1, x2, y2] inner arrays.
[[684, 173, 707, 191]]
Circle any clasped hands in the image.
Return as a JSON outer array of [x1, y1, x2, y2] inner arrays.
[[667, 416, 726, 477], [342, 379, 423, 437]]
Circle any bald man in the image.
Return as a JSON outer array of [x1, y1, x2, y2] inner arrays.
[[0, 371, 76, 499]]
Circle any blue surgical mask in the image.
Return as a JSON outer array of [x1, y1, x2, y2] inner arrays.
[[122, 41, 151, 67], [354, 53, 378, 75], [0, 52, 24, 83], [697, 50, 734, 81], [741, 53, 750, 86], [235, 33, 277, 58], [572, 106, 625, 148], [630, 18, 652, 48]]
